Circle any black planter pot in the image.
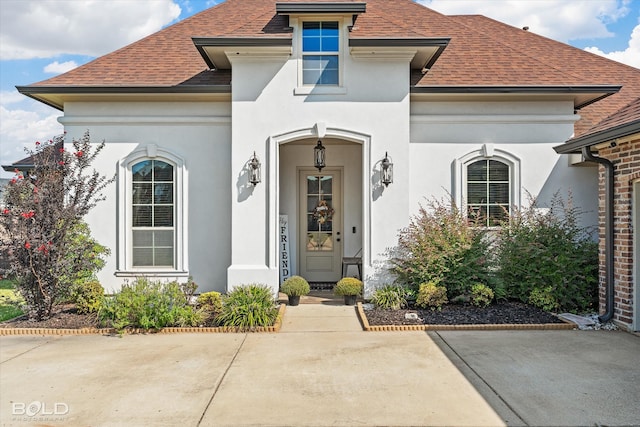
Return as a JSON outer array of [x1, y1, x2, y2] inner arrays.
[[343, 295, 357, 306], [288, 295, 301, 306]]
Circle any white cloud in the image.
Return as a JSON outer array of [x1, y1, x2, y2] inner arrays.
[[421, 0, 630, 43], [0, 92, 62, 177], [0, 0, 181, 60], [44, 60, 79, 74], [0, 90, 26, 106], [585, 23, 640, 68]]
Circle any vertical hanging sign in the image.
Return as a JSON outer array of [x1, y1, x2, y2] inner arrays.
[[279, 215, 291, 283]]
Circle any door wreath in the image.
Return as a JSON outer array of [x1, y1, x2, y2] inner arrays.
[[313, 200, 334, 224]]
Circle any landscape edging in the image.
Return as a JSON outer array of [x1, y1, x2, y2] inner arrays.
[[0, 303, 286, 336], [356, 302, 576, 331]]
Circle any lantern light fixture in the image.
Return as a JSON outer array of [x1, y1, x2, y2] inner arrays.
[[249, 151, 261, 185], [314, 140, 326, 172], [381, 152, 393, 187]]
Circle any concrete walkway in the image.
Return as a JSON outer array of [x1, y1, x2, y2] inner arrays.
[[1, 304, 639, 426]]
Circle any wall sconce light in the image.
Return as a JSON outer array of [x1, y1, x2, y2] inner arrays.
[[314, 140, 326, 172], [381, 152, 393, 187], [249, 151, 261, 185]]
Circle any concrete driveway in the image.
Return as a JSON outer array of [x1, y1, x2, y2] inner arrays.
[[1, 305, 639, 426]]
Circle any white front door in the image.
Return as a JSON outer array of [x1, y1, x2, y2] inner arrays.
[[298, 169, 342, 282]]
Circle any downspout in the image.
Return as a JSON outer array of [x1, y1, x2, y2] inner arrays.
[[581, 146, 615, 323]]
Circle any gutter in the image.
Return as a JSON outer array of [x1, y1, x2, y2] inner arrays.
[[581, 146, 614, 323]]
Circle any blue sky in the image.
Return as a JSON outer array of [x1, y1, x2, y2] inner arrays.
[[1, 0, 639, 177]]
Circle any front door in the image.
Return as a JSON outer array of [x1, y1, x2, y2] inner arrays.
[[298, 169, 342, 282]]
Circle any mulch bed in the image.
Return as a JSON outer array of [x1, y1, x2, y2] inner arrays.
[[363, 301, 566, 326], [1, 301, 566, 331], [0, 304, 99, 329], [0, 304, 286, 334]]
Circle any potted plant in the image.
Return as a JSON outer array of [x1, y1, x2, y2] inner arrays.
[[280, 276, 310, 306], [333, 277, 363, 305]]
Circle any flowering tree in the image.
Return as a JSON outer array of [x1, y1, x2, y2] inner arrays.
[[0, 131, 113, 320]]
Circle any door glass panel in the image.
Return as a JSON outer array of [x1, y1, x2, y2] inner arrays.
[[320, 176, 332, 194], [306, 174, 334, 251]]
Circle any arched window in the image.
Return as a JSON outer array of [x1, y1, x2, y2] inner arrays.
[[453, 145, 520, 227], [466, 159, 510, 226], [117, 145, 188, 276], [131, 160, 174, 267]]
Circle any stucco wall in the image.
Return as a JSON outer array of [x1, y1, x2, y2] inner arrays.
[[227, 42, 413, 293], [56, 67, 602, 297], [61, 102, 232, 293], [409, 100, 599, 228]]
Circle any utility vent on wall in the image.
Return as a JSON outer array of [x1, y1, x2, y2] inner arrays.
[[568, 153, 596, 167]]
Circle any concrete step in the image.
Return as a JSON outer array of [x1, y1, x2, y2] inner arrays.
[[280, 303, 362, 332]]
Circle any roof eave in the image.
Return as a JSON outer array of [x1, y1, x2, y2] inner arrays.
[[276, 2, 367, 14], [410, 85, 621, 108], [554, 120, 640, 154], [348, 38, 450, 70], [192, 37, 293, 70], [16, 85, 233, 111], [2, 164, 32, 172]]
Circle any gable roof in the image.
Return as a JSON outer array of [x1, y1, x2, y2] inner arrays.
[[16, 0, 640, 138]]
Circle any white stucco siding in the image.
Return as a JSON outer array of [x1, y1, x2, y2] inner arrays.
[[228, 52, 413, 292], [408, 100, 598, 228], [60, 101, 232, 293]]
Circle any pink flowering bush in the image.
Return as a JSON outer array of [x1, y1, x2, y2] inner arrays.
[[0, 131, 113, 320]]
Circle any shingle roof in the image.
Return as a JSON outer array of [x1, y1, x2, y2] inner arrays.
[[447, 14, 640, 137], [583, 97, 640, 136], [18, 0, 640, 138], [554, 97, 640, 153]]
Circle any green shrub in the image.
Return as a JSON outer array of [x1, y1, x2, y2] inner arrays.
[[280, 276, 310, 296], [99, 278, 203, 331], [333, 277, 363, 296], [416, 282, 448, 310], [197, 291, 223, 315], [215, 284, 278, 330], [528, 286, 560, 312], [370, 285, 410, 310], [470, 283, 494, 308], [390, 197, 495, 298], [496, 193, 598, 312], [71, 280, 104, 314]]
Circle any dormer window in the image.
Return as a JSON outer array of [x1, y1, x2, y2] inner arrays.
[[302, 21, 339, 85]]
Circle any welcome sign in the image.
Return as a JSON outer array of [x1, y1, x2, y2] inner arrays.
[[279, 215, 291, 283]]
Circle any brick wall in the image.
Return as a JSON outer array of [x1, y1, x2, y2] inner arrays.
[[597, 135, 639, 329]]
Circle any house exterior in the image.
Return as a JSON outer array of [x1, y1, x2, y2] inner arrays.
[[14, 0, 640, 329], [555, 98, 640, 331]]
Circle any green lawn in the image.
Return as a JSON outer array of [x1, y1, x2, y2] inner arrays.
[[0, 279, 24, 321]]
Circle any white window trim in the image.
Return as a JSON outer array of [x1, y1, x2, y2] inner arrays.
[[293, 16, 347, 95], [116, 144, 189, 277], [453, 144, 521, 219]]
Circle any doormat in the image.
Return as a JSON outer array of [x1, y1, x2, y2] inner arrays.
[[308, 282, 336, 291]]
